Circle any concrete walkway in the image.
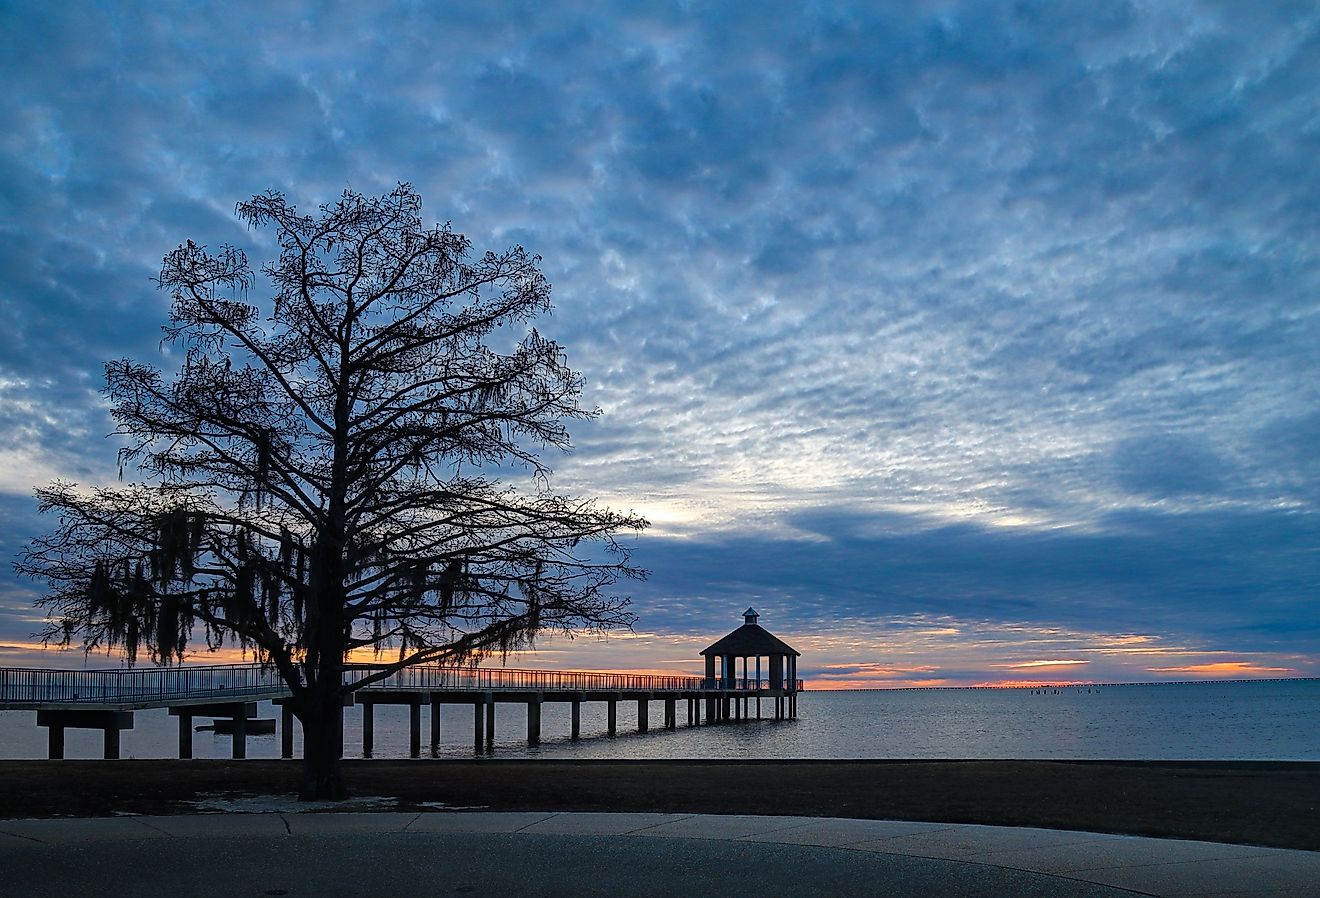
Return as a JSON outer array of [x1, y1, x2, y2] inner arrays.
[[1, 812, 1316, 897]]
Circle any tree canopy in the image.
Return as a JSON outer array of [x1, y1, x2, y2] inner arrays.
[[18, 184, 647, 796]]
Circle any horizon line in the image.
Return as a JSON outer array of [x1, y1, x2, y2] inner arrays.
[[809, 676, 1320, 692]]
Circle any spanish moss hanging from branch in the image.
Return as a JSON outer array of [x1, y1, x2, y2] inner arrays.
[[16, 184, 649, 800]]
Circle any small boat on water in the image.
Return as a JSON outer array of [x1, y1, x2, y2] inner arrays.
[[194, 719, 277, 735]]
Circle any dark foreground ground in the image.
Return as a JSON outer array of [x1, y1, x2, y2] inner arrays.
[[1, 759, 1316, 851]]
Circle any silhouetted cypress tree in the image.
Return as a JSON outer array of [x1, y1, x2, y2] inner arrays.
[[17, 185, 646, 800]]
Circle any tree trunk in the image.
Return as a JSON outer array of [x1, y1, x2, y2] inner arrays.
[[298, 688, 348, 801], [299, 533, 349, 801]]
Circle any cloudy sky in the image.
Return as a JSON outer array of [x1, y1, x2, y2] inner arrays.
[[1, 1, 1317, 687]]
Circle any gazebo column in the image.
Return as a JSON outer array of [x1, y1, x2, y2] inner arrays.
[[755, 655, 762, 718], [743, 657, 750, 716], [790, 654, 799, 717]]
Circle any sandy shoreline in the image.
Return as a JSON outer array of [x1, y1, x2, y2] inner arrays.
[[2, 758, 1316, 851]]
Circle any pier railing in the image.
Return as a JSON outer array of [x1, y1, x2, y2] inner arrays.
[[700, 678, 805, 691], [345, 664, 706, 692], [0, 663, 802, 709], [0, 664, 289, 707]]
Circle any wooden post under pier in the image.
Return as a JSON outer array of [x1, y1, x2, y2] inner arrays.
[[169, 702, 255, 760], [272, 694, 352, 761], [472, 695, 485, 750], [176, 708, 193, 758], [362, 702, 373, 757], [36, 709, 134, 760], [636, 693, 651, 733], [430, 696, 442, 755], [282, 702, 295, 758], [356, 691, 426, 758], [527, 694, 542, 746]]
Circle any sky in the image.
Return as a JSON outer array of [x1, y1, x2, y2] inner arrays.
[[1, 1, 1317, 688]]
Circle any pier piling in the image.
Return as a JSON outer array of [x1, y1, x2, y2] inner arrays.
[[281, 703, 294, 758], [527, 695, 542, 746], [176, 709, 193, 758], [37, 709, 134, 760], [169, 702, 255, 759], [430, 697, 442, 755], [472, 695, 486, 751]]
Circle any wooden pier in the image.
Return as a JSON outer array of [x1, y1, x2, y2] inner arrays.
[[0, 611, 804, 759], [0, 662, 800, 760]]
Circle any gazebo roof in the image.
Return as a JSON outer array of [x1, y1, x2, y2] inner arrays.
[[701, 622, 800, 657]]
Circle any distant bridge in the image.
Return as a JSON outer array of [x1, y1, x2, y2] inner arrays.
[[0, 663, 801, 760]]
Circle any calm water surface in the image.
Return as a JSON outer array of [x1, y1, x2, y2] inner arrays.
[[2, 678, 1316, 761]]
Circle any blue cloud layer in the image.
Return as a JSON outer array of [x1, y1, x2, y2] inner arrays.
[[1, 1, 1316, 680]]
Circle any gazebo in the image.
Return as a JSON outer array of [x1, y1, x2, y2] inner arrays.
[[700, 608, 800, 720]]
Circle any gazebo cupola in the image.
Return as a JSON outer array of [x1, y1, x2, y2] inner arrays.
[[700, 608, 800, 692]]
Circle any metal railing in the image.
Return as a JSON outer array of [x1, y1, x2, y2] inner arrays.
[[345, 665, 706, 692], [0, 663, 803, 709], [700, 678, 804, 691], [0, 664, 289, 707]]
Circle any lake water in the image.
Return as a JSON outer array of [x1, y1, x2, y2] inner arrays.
[[2, 678, 1316, 761]]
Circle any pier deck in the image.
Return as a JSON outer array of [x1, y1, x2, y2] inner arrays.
[[0, 663, 801, 759]]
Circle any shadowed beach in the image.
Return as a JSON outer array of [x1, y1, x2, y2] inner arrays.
[[2, 759, 1316, 851]]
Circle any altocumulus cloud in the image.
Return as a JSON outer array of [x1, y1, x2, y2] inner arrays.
[[0, 1, 1316, 683]]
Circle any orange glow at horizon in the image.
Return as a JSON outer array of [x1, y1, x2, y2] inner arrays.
[[1147, 661, 1296, 676], [816, 663, 939, 675], [810, 678, 954, 690]]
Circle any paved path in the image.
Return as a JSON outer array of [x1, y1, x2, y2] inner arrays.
[[1, 812, 1315, 897]]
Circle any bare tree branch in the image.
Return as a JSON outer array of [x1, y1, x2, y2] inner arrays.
[[17, 184, 648, 800]]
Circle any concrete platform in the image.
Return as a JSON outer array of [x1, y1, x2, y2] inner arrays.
[[0, 812, 1316, 897]]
